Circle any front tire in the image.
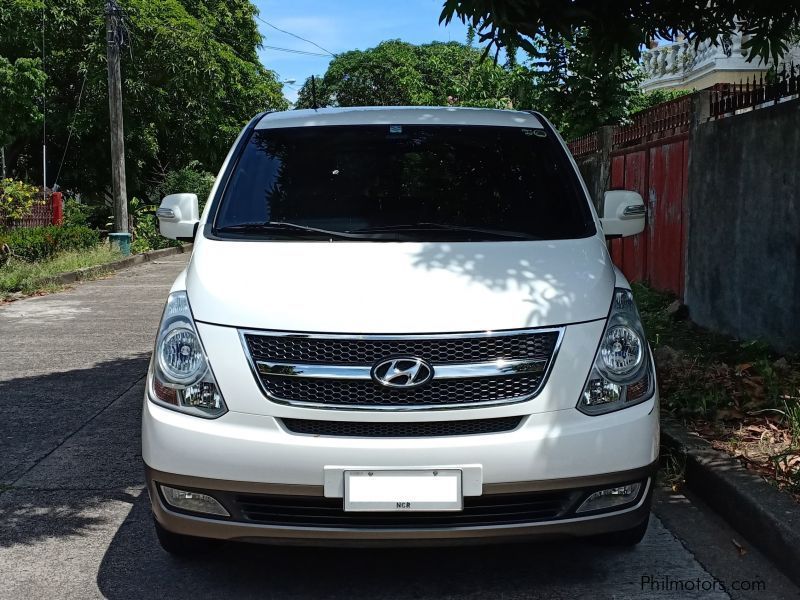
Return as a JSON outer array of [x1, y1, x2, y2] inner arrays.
[[590, 487, 652, 547], [591, 516, 650, 546], [154, 518, 218, 556]]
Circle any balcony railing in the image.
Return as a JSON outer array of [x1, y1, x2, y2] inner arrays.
[[639, 33, 778, 91]]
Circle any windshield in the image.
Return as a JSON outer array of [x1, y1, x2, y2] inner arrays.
[[213, 124, 595, 241]]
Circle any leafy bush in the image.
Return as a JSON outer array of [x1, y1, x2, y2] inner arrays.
[[62, 197, 92, 227], [0, 225, 100, 262], [129, 197, 180, 254], [0, 179, 40, 222], [151, 161, 215, 214], [63, 197, 112, 230]]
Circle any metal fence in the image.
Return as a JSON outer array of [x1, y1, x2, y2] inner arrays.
[[613, 94, 692, 149], [567, 95, 693, 158], [710, 64, 800, 118], [567, 131, 599, 157]]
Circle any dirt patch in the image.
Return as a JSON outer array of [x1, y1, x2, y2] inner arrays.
[[633, 284, 800, 501]]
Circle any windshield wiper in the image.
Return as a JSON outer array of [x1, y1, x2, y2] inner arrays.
[[352, 222, 540, 240], [215, 221, 366, 240]]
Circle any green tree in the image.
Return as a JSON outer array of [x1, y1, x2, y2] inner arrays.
[[440, 0, 800, 65], [530, 29, 643, 139], [0, 0, 287, 198], [0, 56, 45, 149], [296, 40, 536, 110]]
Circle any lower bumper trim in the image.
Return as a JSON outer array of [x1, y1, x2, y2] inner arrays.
[[145, 464, 655, 545]]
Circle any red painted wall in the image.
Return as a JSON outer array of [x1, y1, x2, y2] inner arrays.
[[608, 136, 689, 297]]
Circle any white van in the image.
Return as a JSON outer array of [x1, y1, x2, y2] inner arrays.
[[145, 106, 658, 554]]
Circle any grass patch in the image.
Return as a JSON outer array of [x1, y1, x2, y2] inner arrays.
[[633, 283, 775, 365], [0, 244, 123, 300]]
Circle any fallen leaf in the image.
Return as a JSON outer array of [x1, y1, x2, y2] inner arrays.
[[716, 408, 746, 421], [745, 425, 766, 435], [732, 538, 747, 556]]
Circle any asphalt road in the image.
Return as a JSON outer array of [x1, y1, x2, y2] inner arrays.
[[1, 255, 798, 599]]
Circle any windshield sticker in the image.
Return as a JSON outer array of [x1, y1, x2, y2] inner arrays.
[[533, 129, 547, 138], [389, 125, 403, 134]]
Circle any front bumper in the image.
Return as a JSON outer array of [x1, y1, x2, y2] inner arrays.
[[143, 392, 658, 544], [146, 465, 655, 545]]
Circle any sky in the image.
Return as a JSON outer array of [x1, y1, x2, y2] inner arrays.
[[252, 0, 470, 103]]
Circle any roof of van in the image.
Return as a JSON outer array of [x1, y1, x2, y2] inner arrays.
[[256, 106, 544, 129]]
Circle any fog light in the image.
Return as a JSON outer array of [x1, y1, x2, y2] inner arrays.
[[576, 482, 642, 513], [160, 485, 229, 516]]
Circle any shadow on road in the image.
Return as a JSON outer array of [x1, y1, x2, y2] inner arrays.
[[0, 354, 151, 549], [0, 354, 152, 486]]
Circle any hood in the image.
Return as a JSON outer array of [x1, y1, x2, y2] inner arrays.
[[186, 236, 614, 333]]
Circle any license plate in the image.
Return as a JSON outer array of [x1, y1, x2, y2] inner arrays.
[[344, 470, 463, 512]]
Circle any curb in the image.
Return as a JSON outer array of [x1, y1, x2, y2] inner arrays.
[[50, 243, 193, 286], [661, 418, 800, 586]]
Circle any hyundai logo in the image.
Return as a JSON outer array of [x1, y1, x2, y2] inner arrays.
[[371, 357, 433, 388]]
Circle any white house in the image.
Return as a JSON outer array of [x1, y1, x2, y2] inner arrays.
[[640, 33, 800, 92]]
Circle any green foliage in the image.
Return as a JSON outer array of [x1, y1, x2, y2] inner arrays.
[[0, 225, 100, 263], [0, 0, 287, 197], [629, 89, 693, 115], [129, 197, 180, 254], [63, 198, 91, 228], [531, 29, 643, 139], [0, 56, 46, 147], [440, 0, 800, 65], [296, 40, 536, 110], [0, 245, 122, 299], [0, 178, 40, 221], [151, 161, 216, 213], [63, 197, 111, 230]]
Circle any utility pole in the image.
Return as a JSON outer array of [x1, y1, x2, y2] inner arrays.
[[42, 4, 46, 203], [105, 0, 130, 253]]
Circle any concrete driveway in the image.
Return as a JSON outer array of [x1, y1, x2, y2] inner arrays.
[[0, 255, 798, 599]]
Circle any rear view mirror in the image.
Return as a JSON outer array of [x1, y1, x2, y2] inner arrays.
[[157, 193, 200, 241], [601, 191, 646, 238]]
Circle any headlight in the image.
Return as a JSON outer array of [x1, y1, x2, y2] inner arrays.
[[600, 325, 644, 377], [578, 288, 654, 416], [157, 327, 207, 384], [148, 291, 227, 418]]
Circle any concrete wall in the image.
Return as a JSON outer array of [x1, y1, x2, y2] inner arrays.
[[685, 99, 800, 351]]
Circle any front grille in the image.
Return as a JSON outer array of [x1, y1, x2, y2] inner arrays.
[[233, 490, 578, 529], [243, 330, 560, 409], [266, 375, 544, 407], [281, 416, 523, 438], [245, 332, 558, 365]]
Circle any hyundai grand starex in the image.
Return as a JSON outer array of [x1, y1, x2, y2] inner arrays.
[[144, 106, 658, 554]]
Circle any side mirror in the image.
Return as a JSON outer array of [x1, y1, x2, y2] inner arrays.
[[600, 190, 646, 238], [157, 193, 199, 241]]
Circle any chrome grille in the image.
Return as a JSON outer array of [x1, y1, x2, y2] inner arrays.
[[242, 329, 561, 410], [245, 332, 558, 364], [266, 375, 544, 407]]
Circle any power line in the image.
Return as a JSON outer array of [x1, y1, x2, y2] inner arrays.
[[255, 15, 336, 57], [262, 44, 330, 57], [54, 70, 89, 189]]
